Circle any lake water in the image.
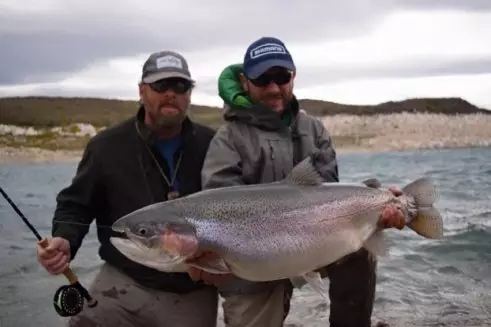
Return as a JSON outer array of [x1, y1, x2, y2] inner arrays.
[[0, 147, 490, 327]]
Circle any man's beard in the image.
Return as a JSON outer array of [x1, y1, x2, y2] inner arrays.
[[260, 92, 292, 111], [149, 104, 186, 130]]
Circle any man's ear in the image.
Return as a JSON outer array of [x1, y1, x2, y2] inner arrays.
[[138, 82, 144, 96], [289, 71, 296, 88], [239, 73, 248, 91]]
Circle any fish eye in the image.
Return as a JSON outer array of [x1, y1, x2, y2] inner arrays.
[[137, 227, 148, 236]]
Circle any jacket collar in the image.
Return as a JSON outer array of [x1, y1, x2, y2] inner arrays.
[[223, 95, 301, 132]]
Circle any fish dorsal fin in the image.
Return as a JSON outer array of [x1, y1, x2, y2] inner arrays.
[[284, 154, 325, 185], [362, 178, 382, 189]]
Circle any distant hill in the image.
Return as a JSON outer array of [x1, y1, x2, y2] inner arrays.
[[0, 96, 488, 129], [298, 97, 490, 116], [0, 96, 223, 129]]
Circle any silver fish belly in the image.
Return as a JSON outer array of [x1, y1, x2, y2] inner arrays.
[[181, 182, 393, 281]]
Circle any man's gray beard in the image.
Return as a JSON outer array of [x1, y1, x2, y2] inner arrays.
[[160, 114, 183, 126], [149, 111, 185, 131], [146, 102, 191, 131]]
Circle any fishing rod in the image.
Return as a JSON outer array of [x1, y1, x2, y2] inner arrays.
[[0, 186, 97, 317]]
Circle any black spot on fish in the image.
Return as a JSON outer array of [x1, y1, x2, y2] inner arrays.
[[314, 302, 328, 311]]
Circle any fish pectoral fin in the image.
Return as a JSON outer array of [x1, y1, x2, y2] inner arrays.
[[188, 256, 232, 275], [290, 271, 329, 303], [289, 276, 308, 289], [363, 230, 389, 257]]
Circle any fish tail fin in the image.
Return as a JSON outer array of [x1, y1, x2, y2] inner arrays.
[[402, 177, 444, 239]]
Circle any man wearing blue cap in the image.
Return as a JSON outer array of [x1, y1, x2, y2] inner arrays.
[[194, 37, 404, 327]]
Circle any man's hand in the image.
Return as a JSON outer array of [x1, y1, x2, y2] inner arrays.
[[186, 250, 233, 286], [378, 186, 405, 230], [37, 237, 71, 275]]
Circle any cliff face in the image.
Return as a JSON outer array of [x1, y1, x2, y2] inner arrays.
[[0, 96, 489, 129]]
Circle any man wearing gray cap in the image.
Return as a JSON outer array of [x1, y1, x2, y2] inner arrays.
[[37, 50, 219, 326]]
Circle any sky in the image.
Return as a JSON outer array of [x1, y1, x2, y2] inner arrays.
[[1, 0, 490, 109]]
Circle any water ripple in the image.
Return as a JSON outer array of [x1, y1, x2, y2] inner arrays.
[[1, 148, 491, 326]]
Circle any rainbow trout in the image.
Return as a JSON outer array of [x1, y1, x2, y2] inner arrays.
[[110, 154, 444, 300]]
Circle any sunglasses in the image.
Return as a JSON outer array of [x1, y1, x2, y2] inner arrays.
[[149, 78, 193, 94], [249, 71, 292, 87]]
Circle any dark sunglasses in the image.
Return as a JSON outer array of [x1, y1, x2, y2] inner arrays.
[[149, 78, 193, 94], [249, 71, 292, 87]]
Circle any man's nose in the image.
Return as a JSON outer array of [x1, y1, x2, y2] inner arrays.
[[263, 82, 281, 92], [160, 88, 176, 98]]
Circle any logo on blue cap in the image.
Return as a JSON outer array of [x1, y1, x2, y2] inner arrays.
[[249, 43, 287, 59], [243, 37, 296, 79]]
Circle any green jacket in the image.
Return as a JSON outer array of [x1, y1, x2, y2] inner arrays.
[[201, 63, 339, 295]]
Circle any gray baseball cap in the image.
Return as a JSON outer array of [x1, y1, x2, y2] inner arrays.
[[141, 50, 194, 83]]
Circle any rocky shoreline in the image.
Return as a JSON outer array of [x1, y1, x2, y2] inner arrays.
[[0, 146, 83, 164], [1, 112, 491, 164], [321, 112, 491, 152]]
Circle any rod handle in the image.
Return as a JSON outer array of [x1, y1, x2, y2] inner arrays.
[[38, 238, 78, 284]]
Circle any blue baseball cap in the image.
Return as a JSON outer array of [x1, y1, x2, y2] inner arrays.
[[243, 36, 296, 79]]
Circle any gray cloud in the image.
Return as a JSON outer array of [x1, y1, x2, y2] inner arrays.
[[0, 31, 153, 84], [0, 0, 489, 88], [397, 0, 491, 11], [3, 55, 489, 101], [294, 55, 491, 87], [0, 0, 409, 85], [188, 55, 491, 98]]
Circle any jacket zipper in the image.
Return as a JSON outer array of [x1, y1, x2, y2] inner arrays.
[[269, 142, 277, 180]]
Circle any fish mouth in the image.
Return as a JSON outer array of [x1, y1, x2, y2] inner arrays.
[[112, 225, 125, 234], [109, 236, 189, 273]]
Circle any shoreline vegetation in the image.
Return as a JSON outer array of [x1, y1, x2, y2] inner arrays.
[[1, 96, 491, 164]]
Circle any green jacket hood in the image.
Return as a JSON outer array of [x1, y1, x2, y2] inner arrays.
[[218, 63, 253, 108], [217, 63, 299, 131]]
